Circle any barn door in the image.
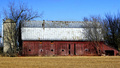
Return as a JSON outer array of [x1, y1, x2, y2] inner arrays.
[[56, 43, 68, 56], [75, 43, 83, 56], [74, 44, 76, 55], [68, 44, 74, 56], [38, 44, 43, 56], [27, 42, 34, 56]]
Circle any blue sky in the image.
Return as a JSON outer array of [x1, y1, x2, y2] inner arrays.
[[0, 0, 119, 46], [0, 0, 120, 21]]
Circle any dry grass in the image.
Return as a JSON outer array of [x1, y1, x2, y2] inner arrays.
[[0, 56, 120, 68]]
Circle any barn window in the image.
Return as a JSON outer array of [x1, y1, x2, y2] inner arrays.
[[69, 44, 71, 49], [85, 48, 89, 51], [99, 50, 101, 52], [40, 41, 42, 44], [29, 49, 31, 51], [51, 41, 54, 44], [62, 49, 64, 51], [51, 49, 54, 51], [40, 49, 43, 52]]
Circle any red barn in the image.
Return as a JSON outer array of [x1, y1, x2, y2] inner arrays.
[[21, 21, 118, 56]]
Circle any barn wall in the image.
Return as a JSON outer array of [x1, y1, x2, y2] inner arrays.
[[22, 41, 118, 56], [22, 28, 86, 40], [99, 43, 118, 56], [22, 28, 103, 41]]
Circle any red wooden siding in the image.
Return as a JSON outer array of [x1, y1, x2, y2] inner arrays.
[[22, 41, 118, 56]]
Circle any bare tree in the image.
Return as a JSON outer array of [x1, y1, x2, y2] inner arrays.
[[3, 2, 43, 56], [0, 14, 1, 37], [103, 13, 120, 50], [83, 16, 104, 55]]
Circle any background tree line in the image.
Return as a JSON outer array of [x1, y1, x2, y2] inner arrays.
[[83, 14, 120, 51], [0, 2, 120, 56], [1, 2, 43, 56]]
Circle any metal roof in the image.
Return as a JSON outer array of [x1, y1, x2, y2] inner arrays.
[[21, 20, 103, 41], [21, 20, 97, 28]]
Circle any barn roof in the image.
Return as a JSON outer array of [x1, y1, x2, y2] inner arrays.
[[21, 20, 103, 41], [21, 20, 100, 28]]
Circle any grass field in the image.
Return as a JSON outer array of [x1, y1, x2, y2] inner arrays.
[[0, 56, 120, 68]]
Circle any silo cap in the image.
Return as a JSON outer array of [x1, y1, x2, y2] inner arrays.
[[4, 19, 15, 23]]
